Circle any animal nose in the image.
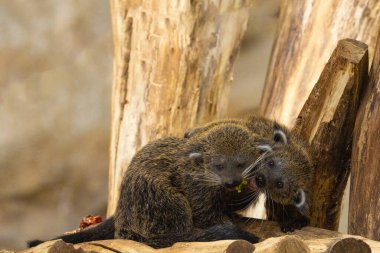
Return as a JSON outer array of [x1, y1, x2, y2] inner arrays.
[[224, 179, 242, 188], [255, 175, 266, 188]]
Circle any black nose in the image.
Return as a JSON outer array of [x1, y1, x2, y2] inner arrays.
[[224, 180, 242, 188], [255, 175, 266, 188]]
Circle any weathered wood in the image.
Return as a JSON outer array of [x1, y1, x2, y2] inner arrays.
[[108, 0, 253, 215], [260, 0, 380, 127], [253, 236, 309, 253], [18, 221, 380, 253], [293, 39, 369, 230], [241, 220, 378, 253], [349, 28, 380, 240]]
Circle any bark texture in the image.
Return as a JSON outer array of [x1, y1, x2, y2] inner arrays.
[[293, 39, 369, 230], [261, 0, 380, 127], [108, 0, 253, 215], [349, 28, 380, 240], [19, 221, 380, 253]]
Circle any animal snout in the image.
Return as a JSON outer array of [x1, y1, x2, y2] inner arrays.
[[255, 174, 266, 188], [224, 179, 242, 188]]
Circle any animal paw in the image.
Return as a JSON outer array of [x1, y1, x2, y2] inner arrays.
[[279, 217, 309, 233]]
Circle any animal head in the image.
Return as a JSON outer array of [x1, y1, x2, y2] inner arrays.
[[249, 123, 314, 216], [185, 124, 261, 190]]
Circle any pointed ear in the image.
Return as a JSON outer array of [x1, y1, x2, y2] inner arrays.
[[293, 189, 309, 217], [186, 142, 204, 165], [257, 144, 272, 152], [184, 128, 196, 138], [273, 122, 288, 145], [188, 152, 203, 165]]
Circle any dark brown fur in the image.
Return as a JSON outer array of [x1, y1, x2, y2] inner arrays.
[[29, 124, 262, 248], [184, 116, 315, 232], [114, 124, 263, 247]]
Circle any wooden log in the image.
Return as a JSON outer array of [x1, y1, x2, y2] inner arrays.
[[349, 28, 380, 240], [108, 0, 253, 215], [253, 235, 309, 253], [293, 39, 369, 230], [260, 0, 380, 127], [19, 222, 380, 253], [240, 220, 378, 253]]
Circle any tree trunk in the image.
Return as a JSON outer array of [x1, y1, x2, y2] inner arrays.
[[349, 28, 380, 240], [108, 0, 253, 215], [293, 39, 368, 230], [261, 0, 380, 127]]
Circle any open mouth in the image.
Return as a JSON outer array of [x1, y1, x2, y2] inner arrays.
[[248, 177, 258, 190]]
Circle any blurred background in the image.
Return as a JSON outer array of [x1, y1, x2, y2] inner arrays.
[[0, 0, 280, 249]]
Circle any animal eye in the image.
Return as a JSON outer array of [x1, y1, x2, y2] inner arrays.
[[237, 163, 245, 169], [215, 164, 224, 171], [276, 181, 284, 189], [268, 159, 275, 168], [294, 193, 301, 204]]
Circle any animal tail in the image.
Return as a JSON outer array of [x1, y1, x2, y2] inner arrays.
[[190, 223, 259, 243], [27, 216, 115, 248], [146, 223, 259, 248]]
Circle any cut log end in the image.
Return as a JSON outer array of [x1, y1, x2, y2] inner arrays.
[[328, 238, 371, 253], [225, 240, 255, 253], [276, 236, 310, 253]]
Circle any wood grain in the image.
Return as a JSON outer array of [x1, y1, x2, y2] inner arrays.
[[293, 39, 369, 230], [349, 28, 380, 240], [107, 0, 253, 215], [261, 0, 380, 127], [20, 221, 380, 253]]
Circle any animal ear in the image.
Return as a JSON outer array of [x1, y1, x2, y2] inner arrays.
[[184, 128, 195, 138], [293, 189, 309, 217], [257, 144, 272, 152], [188, 152, 203, 165], [273, 122, 288, 145]]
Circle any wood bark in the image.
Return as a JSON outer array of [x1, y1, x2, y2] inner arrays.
[[20, 221, 380, 253], [108, 0, 253, 215], [293, 39, 369, 230], [242, 220, 377, 253], [349, 28, 380, 240], [260, 0, 380, 127]]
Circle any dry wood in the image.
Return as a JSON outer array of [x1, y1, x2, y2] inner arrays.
[[19, 221, 380, 253], [293, 39, 369, 230], [241, 220, 377, 253], [108, 0, 253, 215], [253, 235, 309, 253], [349, 28, 380, 240], [260, 0, 380, 127], [76, 239, 254, 253]]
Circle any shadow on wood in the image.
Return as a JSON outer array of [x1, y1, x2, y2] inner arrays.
[[293, 39, 369, 230]]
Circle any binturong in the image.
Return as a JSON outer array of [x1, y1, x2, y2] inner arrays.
[[28, 124, 272, 248], [184, 116, 315, 232]]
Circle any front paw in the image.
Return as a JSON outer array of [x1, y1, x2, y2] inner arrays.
[[238, 230, 260, 244], [279, 217, 309, 233]]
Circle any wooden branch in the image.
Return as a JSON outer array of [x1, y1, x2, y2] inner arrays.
[[19, 221, 380, 253], [108, 0, 253, 215], [293, 39, 369, 230], [260, 0, 380, 127], [241, 221, 377, 253], [349, 28, 380, 240]]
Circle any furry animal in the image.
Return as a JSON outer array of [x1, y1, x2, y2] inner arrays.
[[29, 124, 265, 248], [184, 116, 315, 232]]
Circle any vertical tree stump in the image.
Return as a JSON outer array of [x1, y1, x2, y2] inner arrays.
[[349, 28, 380, 240], [261, 0, 380, 127], [108, 0, 253, 215], [293, 39, 368, 230]]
